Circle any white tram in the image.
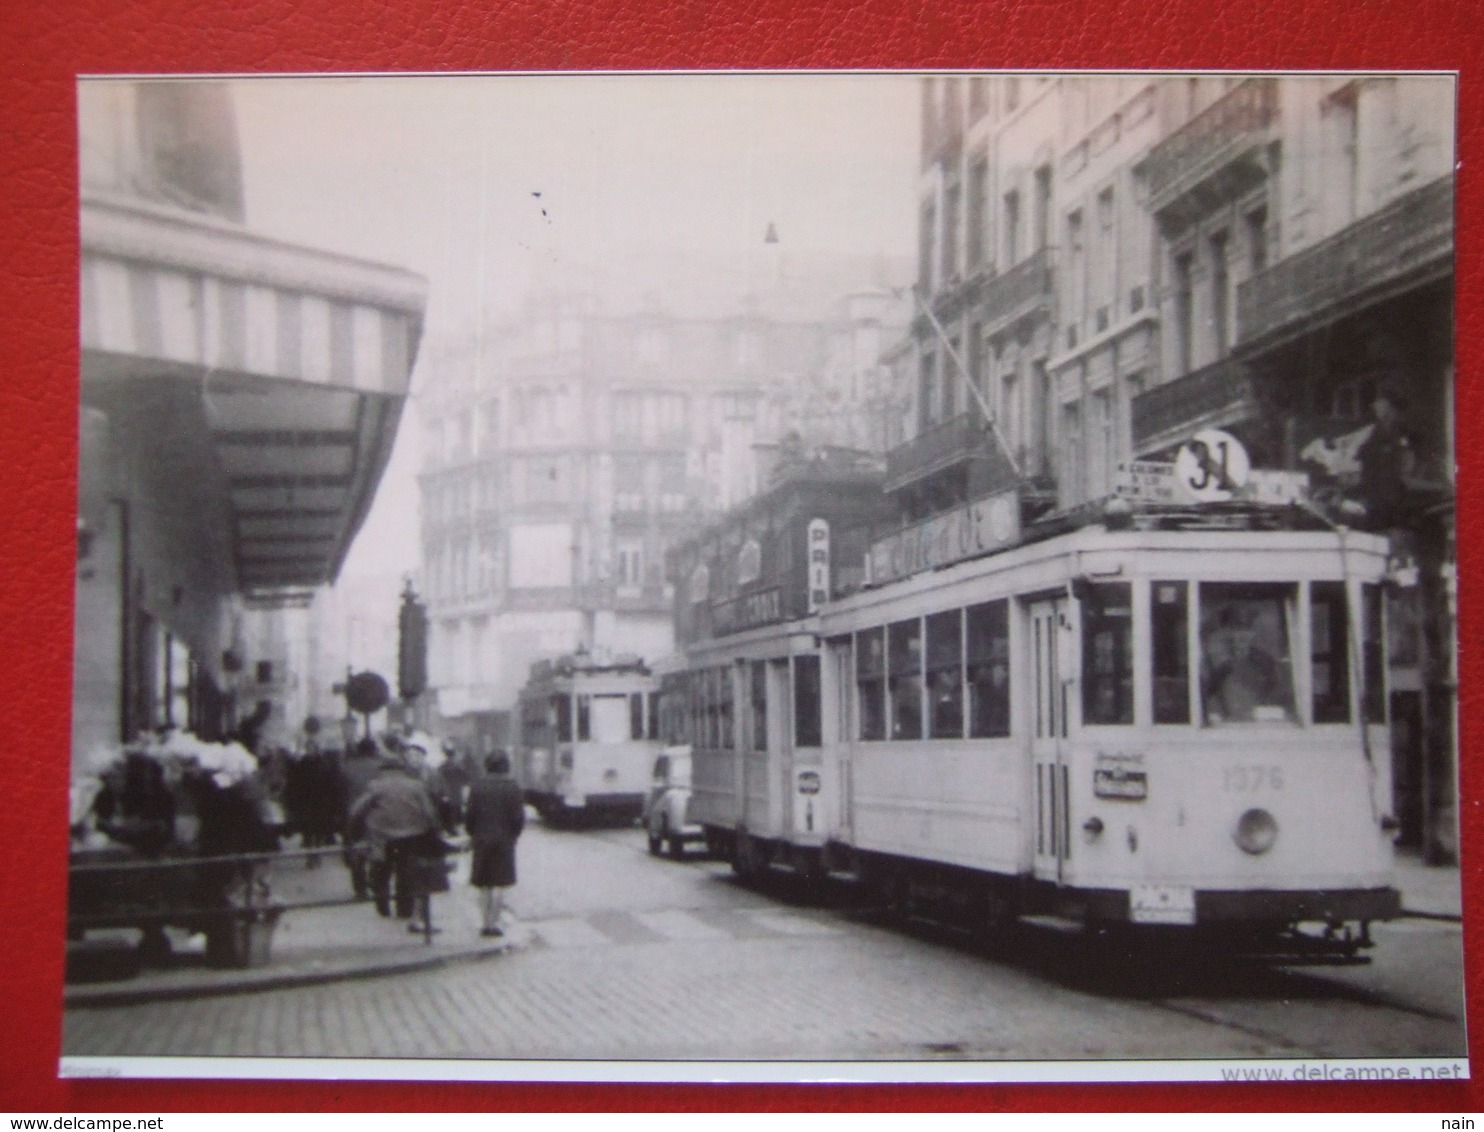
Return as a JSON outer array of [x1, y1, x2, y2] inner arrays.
[[819, 509, 1400, 960], [658, 621, 833, 876], [514, 653, 662, 826]]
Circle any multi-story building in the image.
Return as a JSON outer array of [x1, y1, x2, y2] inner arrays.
[[74, 80, 425, 768], [896, 71, 1456, 862], [419, 289, 906, 719], [1131, 74, 1456, 860]]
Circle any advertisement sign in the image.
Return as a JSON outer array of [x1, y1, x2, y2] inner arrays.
[[866, 489, 1020, 586], [806, 518, 830, 612], [711, 587, 783, 635]]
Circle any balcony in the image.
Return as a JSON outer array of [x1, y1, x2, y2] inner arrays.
[[884, 411, 1017, 495], [1238, 174, 1454, 352], [1142, 77, 1278, 223], [979, 246, 1055, 335], [1131, 356, 1259, 456]]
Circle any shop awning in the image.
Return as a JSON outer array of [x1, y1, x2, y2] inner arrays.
[[79, 193, 427, 599]]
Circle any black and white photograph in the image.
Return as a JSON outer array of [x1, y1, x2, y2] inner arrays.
[[62, 71, 1464, 1082]]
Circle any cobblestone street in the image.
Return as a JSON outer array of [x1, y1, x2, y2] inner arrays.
[[63, 819, 1467, 1067]]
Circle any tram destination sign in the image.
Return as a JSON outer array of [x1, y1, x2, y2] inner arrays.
[[866, 489, 1020, 586]]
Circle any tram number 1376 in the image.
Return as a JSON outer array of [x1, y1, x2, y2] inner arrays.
[[1222, 764, 1284, 793]]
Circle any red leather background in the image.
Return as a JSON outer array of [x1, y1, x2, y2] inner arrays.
[[2, 0, 1479, 1112]]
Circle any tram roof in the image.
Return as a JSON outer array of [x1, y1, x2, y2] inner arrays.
[[523, 652, 653, 688]]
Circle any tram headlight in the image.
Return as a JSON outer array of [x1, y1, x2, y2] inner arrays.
[[1082, 816, 1105, 843], [1234, 808, 1279, 856]]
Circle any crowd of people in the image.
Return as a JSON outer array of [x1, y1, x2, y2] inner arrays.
[[295, 730, 527, 938], [78, 725, 527, 943]]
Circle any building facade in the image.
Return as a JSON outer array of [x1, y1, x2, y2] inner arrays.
[[75, 80, 425, 769], [902, 72, 1456, 861], [418, 291, 907, 719]]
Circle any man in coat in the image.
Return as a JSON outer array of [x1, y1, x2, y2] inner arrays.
[[463, 750, 526, 938], [348, 750, 441, 922]]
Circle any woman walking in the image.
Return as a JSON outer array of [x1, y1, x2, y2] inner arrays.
[[463, 750, 525, 938]]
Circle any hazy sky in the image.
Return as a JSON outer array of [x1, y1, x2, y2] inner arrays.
[[228, 74, 921, 583]]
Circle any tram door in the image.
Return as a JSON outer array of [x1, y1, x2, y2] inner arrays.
[[1029, 597, 1071, 882]]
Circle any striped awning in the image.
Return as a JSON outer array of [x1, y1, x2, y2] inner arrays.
[[80, 192, 427, 596]]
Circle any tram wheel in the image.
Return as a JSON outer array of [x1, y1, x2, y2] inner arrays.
[[731, 834, 764, 883]]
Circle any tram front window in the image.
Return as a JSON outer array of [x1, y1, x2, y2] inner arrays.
[[590, 694, 632, 743], [1199, 583, 1298, 726]]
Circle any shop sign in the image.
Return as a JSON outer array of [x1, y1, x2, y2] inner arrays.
[[711, 587, 783, 635], [807, 518, 830, 612], [866, 489, 1019, 586]]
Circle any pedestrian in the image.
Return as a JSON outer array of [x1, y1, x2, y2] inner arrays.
[[404, 732, 459, 834], [463, 750, 526, 938], [347, 747, 441, 925], [339, 736, 384, 898]]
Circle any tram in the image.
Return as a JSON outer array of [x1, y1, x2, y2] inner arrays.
[[659, 448, 890, 876], [818, 500, 1400, 961], [514, 652, 662, 826]]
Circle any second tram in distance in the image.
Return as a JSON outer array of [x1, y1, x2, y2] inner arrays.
[[515, 652, 662, 826]]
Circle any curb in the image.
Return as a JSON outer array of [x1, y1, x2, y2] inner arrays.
[[65, 936, 523, 1009]]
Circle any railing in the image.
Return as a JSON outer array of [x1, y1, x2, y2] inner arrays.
[[978, 245, 1054, 335], [1238, 174, 1454, 348], [884, 411, 990, 492], [1130, 356, 1258, 454], [1143, 77, 1278, 211]]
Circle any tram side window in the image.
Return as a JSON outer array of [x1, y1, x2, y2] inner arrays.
[[926, 610, 964, 739], [751, 661, 768, 751], [1151, 581, 1191, 724], [719, 667, 735, 750], [659, 679, 684, 744], [1363, 583, 1387, 724], [1086, 584, 1127, 726], [857, 628, 886, 741], [1082, 582, 1134, 725], [889, 618, 924, 740], [794, 654, 822, 748], [704, 669, 719, 749], [576, 693, 592, 741], [966, 599, 1010, 738], [691, 673, 706, 748], [630, 692, 645, 741], [647, 691, 661, 740], [552, 693, 573, 743], [1199, 583, 1298, 726], [1311, 581, 1351, 724]]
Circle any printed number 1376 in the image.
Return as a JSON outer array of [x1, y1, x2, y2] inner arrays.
[[1223, 765, 1283, 792]]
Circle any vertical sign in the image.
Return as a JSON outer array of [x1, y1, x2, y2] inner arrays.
[[807, 518, 831, 612]]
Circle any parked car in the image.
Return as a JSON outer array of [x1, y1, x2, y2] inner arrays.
[[643, 747, 704, 859]]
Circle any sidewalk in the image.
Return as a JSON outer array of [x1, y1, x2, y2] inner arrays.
[[1394, 847, 1464, 921], [65, 850, 530, 1008]]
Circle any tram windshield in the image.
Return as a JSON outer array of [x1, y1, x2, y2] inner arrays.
[[1199, 583, 1298, 726]]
